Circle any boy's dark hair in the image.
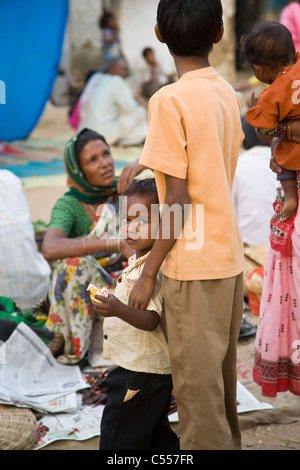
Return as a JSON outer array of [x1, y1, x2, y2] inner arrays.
[[122, 178, 159, 205], [75, 128, 109, 157], [157, 0, 223, 57], [241, 22, 296, 68]]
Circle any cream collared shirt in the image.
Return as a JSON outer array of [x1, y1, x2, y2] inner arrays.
[[103, 252, 171, 374]]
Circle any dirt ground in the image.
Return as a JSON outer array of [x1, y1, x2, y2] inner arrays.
[[24, 103, 300, 451], [242, 422, 300, 450]]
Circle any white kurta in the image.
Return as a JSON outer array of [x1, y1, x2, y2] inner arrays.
[[79, 72, 148, 146], [232, 146, 279, 246], [0, 170, 51, 310]]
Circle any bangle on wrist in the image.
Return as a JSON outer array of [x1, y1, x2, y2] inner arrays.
[[277, 121, 285, 140], [82, 238, 88, 255], [277, 120, 293, 141], [114, 237, 121, 253], [105, 237, 111, 255], [112, 238, 120, 253], [105, 237, 120, 254], [287, 120, 293, 141]]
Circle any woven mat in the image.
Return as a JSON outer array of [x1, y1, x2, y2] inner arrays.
[[0, 139, 145, 190]]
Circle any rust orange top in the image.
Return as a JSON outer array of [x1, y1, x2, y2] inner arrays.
[[246, 53, 300, 170]]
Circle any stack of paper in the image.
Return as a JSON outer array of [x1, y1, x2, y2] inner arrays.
[[0, 322, 88, 413]]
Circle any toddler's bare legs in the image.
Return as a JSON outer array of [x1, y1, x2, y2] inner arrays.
[[281, 178, 298, 218]]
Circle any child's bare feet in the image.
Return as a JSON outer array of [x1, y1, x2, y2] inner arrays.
[[282, 196, 298, 218]]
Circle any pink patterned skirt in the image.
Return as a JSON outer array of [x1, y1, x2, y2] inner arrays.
[[253, 187, 300, 397]]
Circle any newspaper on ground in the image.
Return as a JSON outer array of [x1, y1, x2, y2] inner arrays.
[[0, 322, 88, 412], [34, 381, 273, 449], [0, 391, 78, 414], [236, 380, 273, 413], [35, 401, 105, 449], [0, 322, 274, 449]]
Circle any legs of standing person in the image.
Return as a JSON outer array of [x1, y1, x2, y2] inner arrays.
[[100, 367, 179, 450], [46, 256, 111, 364], [164, 273, 244, 450], [221, 273, 245, 449]]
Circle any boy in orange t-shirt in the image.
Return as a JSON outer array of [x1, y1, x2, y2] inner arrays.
[[243, 22, 300, 218], [128, 0, 244, 450]]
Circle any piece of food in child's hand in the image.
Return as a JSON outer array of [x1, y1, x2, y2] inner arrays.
[[87, 283, 109, 303]]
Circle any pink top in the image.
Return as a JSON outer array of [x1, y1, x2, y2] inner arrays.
[[280, 2, 300, 51]]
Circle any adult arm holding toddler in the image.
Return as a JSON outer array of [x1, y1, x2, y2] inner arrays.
[[270, 120, 300, 171], [241, 22, 300, 218]]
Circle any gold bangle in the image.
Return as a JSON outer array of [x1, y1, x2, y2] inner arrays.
[[112, 238, 121, 253], [105, 237, 112, 255], [112, 239, 118, 253], [105, 238, 120, 254]]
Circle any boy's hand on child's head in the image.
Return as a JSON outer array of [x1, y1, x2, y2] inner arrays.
[[250, 91, 259, 107], [92, 293, 122, 318], [117, 161, 145, 194]]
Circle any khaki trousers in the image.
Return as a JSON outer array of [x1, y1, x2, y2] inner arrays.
[[164, 273, 244, 450]]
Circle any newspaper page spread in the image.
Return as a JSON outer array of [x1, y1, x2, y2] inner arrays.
[[0, 322, 87, 408], [35, 404, 104, 449]]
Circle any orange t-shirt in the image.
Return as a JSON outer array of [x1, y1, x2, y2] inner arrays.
[[246, 53, 300, 170], [139, 67, 244, 281]]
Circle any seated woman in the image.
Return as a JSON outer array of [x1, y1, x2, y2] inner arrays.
[[42, 128, 133, 364]]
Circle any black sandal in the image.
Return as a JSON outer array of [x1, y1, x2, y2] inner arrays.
[[239, 318, 257, 340]]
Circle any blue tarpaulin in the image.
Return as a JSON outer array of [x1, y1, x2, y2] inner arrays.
[[0, 0, 68, 141]]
